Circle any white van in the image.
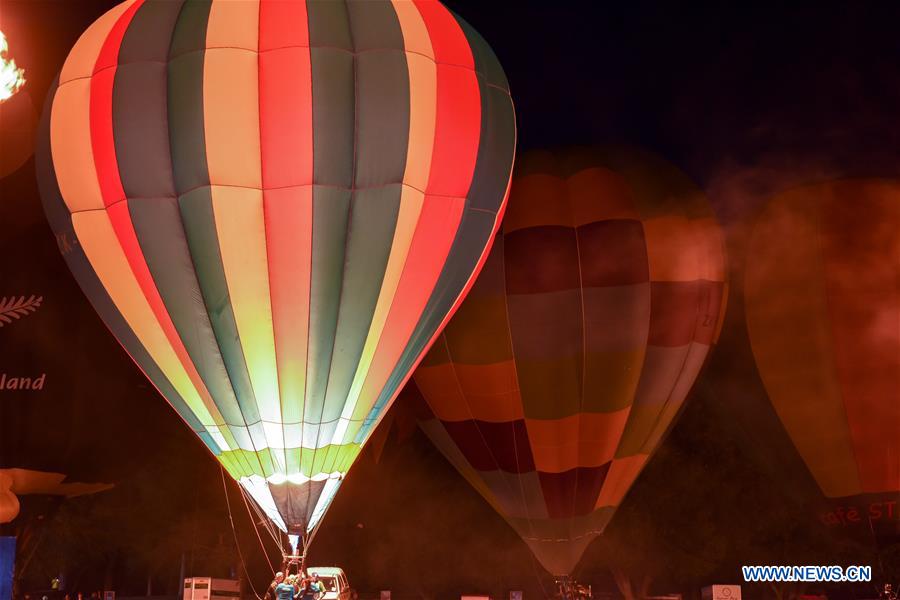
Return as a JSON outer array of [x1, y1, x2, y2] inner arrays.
[[305, 567, 352, 600], [183, 578, 241, 600]]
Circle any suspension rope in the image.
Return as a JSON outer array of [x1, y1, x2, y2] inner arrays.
[[220, 465, 266, 600], [241, 485, 287, 557], [237, 484, 278, 575], [239, 485, 278, 547]]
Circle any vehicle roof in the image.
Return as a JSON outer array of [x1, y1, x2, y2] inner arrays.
[[305, 567, 345, 576]]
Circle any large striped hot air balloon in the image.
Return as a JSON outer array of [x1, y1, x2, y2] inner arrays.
[[412, 147, 727, 576], [36, 0, 515, 552], [745, 180, 900, 547]]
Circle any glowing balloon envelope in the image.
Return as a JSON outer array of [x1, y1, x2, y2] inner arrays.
[[413, 147, 727, 575], [745, 179, 900, 544], [37, 0, 515, 544]]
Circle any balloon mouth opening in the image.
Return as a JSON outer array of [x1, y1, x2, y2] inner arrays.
[[266, 472, 344, 485]]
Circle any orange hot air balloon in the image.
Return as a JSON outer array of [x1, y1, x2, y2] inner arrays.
[[745, 179, 900, 545], [36, 0, 516, 553], [412, 147, 728, 576]]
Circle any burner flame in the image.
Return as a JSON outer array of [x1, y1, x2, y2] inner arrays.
[[0, 31, 25, 103]]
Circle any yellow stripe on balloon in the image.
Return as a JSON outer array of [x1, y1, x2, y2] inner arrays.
[[203, 0, 261, 190], [210, 187, 282, 444], [391, 2, 437, 193], [334, 186, 425, 445], [71, 212, 219, 430], [203, 0, 279, 467]]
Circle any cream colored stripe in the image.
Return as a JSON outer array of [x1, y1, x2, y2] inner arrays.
[[206, 0, 260, 51], [204, 0, 281, 471], [50, 80, 104, 214], [391, 0, 436, 60], [71, 212, 219, 431], [211, 187, 283, 441], [59, 0, 137, 84], [203, 0, 261, 189], [53, 1, 137, 213], [392, 3, 437, 192]]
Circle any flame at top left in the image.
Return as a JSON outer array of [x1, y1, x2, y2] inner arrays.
[[0, 30, 25, 103]]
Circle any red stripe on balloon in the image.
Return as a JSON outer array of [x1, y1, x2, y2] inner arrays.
[[90, 0, 142, 208], [259, 0, 313, 189], [415, 0, 480, 197], [412, 0, 475, 68], [90, 1, 215, 415], [259, 0, 315, 418], [259, 0, 310, 52], [426, 64, 481, 197], [263, 186, 313, 411], [420, 3, 515, 354]]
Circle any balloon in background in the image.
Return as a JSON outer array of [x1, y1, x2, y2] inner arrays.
[[745, 179, 900, 545], [413, 147, 728, 576], [37, 0, 515, 549]]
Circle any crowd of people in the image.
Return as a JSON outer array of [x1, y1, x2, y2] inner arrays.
[[267, 571, 324, 600]]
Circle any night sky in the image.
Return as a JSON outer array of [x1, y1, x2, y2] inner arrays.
[[1, 1, 899, 599]]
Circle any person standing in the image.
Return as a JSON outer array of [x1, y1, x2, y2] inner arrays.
[[303, 575, 322, 600], [267, 573, 285, 600], [275, 576, 299, 600]]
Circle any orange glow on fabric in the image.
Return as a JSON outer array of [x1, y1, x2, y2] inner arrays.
[[412, 147, 728, 576]]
